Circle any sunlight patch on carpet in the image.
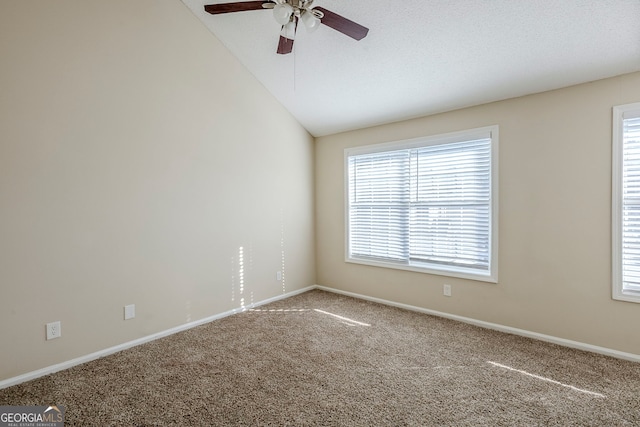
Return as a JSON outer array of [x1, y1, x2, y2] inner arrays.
[[247, 307, 370, 326], [487, 361, 605, 398], [313, 309, 371, 326]]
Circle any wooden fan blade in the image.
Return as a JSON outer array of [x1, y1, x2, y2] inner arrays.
[[314, 7, 369, 41], [277, 36, 294, 54], [204, 1, 272, 15]]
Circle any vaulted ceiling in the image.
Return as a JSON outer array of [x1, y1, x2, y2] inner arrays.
[[181, 0, 640, 136]]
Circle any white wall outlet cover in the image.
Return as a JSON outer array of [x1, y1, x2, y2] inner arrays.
[[276, 271, 282, 281], [124, 304, 135, 320], [443, 284, 452, 297], [46, 321, 61, 340]]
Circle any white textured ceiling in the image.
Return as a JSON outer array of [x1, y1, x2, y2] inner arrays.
[[181, 0, 640, 136]]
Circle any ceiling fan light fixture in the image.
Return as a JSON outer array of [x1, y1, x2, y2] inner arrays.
[[300, 9, 321, 32], [273, 3, 293, 25], [280, 19, 297, 40]]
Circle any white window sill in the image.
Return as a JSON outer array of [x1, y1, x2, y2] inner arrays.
[[346, 256, 498, 283]]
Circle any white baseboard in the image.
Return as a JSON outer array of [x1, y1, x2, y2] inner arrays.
[[315, 285, 640, 363], [4, 283, 637, 390], [0, 285, 316, 390]]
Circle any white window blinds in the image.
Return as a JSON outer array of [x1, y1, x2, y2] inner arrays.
[[348, 150, 410, 262], [621, 114, 640, 295], [409, 139, 491, 270], [347, 129, 496, 281]]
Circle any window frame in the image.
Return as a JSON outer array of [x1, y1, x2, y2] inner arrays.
[[612, 102, 640, 303], [344, 125, 499, 283]]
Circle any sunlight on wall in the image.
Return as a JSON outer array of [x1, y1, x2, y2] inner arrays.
[[486, 361, 605, 398], [248, 243, 254, 307], [239, 246, 245, 309], [280, 209, 286, 294], [230, 246, 249, 310]]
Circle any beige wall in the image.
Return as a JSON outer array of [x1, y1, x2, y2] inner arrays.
[[1, 0, 638, 384], [0, 0, 315, 381], [316, 72, 640, 356]]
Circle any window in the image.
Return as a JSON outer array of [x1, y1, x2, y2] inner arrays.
[[345, 126, 498, 282], [613, 102, 640, 303]]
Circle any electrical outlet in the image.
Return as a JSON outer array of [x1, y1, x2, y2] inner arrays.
[[124, 304, 135, 320], [443, 284, 452, 297], [46, 321, 61, 340], [276, 271, 282, 281]]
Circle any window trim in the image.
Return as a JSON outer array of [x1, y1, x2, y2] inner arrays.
[[344, 125, 499, 283], [612, 102, 640, 303]]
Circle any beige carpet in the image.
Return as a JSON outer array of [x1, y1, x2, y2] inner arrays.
[[1, 289, 639, 426]]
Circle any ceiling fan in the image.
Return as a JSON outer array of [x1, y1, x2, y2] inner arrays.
[[204, 0, 369, 54]]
